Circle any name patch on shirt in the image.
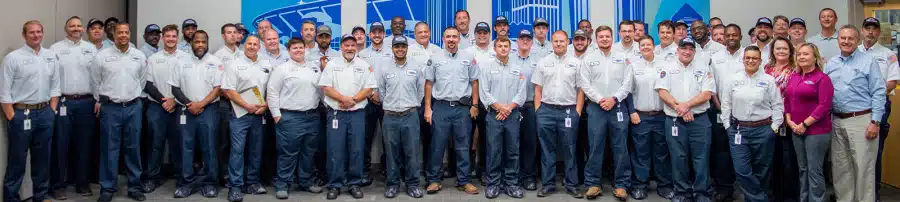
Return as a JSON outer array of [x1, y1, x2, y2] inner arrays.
[[386, 73, 396, 79], [405, 69, 417, 76], [613, 58, 625, 64], [635, 70, 645, 75], [182, 64, 192, 68], [44, 57, 56, 63], [461, 60, 472, 66], [20, 59, 34, 65], [566, 63, 577, 68], [510, 69, 521, 76], [59, 50, 71, 55], [588, 61, 600, 66], [105, 56, 118, 62], [156, 59, 166, 64], [130, 56, 141, 62], [237, 65, 248, 70], [82, 50, 92, 55]]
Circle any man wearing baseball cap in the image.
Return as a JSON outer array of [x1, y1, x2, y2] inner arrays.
[[859, 18, 900, 199], [513, 29, 542, 192], [655, 37, 716, 202], [140, 24, 161, 57], [87, 18, 106, 50], [531, 18, 552, 59], [306, 25, 340, 69], [178, 19, 198, 52], [789, 18, 808, 48], [359, 22, 389, 186], [674, 20, 689, 43], [235, 23, 248, 48], [753, 17, 774, 54], [466, 22, 494, 64], [492, 15, 517, 51], [352, 26, 367, 51], [318, 34, 377, 200], [102, 17, 119, 49]]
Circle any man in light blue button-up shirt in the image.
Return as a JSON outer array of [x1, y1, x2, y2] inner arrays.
[[825, 24, 885, 202]]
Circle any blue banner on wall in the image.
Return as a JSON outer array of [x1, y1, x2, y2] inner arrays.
[[617, 0, 710, 44], [366, 0, 466, 47], [492, 0, 590, 41], [242, 0, 342, 49]]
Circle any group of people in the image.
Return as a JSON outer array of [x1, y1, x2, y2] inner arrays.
[[2, 6, 896, 202]]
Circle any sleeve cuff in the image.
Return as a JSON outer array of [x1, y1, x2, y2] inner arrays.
[[270, 108, 282, 118]]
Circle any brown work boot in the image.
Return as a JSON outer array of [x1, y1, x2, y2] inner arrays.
[[585, 186, 603, 199], [614, 188, 628, 201], [426, 183, 442, 194], [456, 183, 479, 194]]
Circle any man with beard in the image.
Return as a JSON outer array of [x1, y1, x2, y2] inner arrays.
[[456, 10, 474, 49], [691, 21, 726, 62], [711, 24, 726, 45], [612, 20, 639, 57], [306, 25, 340, 186], [571, 29, 591, 185], [773, 15, 790, 39], [358, 21, 389, 186], [809, 8, 841, 59], [492, 16, 517, 51], [178, 19, 198, 52], [385, 16, 407, 47], [753, 17, 775, 58], [140, 24, 161, 57], [169, 30, 223, 199], [467, 22, 494, 63], [633, 20, 647, 39], [306, 25, 340, 68], [318, 34, 377, 200], [301, 20, 318, 50], [709, 24, 745, 202], [569, 20, 594, 53]]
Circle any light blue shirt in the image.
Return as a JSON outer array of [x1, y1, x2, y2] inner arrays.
[[825, 50, 886, 121], [479, 57, 527, 108], [91, 46, 148, 102], [375, 58, 426, 112], [50, 39, 97, 95], [0, 45, 61, 104], [512, 51, 540, 102], [425, 49, 480, 101], [177, 40, 191, 52], [808, 32, 841, 59], [531, 39, 553, 60], [139, 43, 158, 58], [305, 47, 340, 68], [358, 45, 392, 69]]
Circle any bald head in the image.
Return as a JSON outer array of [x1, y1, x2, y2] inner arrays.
[[257, 20, 273, 35]]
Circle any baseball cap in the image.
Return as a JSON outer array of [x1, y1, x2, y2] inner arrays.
[[863, 17, 881, 28], [475, 22, 491, 33], [675, 20, 688, 28], [534, 18, 549, 27], [518, 29, 533, 39], [144, 24, 161, 34], [370, 22, 385, 31], [679, 37, 696, 48], [756, 17, 773, 28], [340, 34, 356, 43], [789, 18, 806, 28], [573, 29, 589, 39], [392, 35, 409, 46], [88, 18, 104, 28], [235, 23, 248, 32], [316, 25, 332, 36], [182, 19, 198, 28], [495, 16, 509, 25], [351, 26, 366, 34], [104, 17, 119, 26]]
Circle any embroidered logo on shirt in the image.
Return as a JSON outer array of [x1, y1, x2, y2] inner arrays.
[[804, 80, 814, 85], [757, 81, 767, 87], [105, 56, 118, 62], [405, 69, 417, 76], [82, 50, 92, 55], [131, 56, 141, 62]]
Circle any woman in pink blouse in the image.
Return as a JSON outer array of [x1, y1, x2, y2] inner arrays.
[[764, 37, 799, 201], [784, 43, 834, 202]]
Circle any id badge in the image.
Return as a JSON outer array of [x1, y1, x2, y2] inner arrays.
[[672, 126, 678, 137], [23, 119, 31, 130], [617, 112, 623, 122], [332, 119, 339, 129], [262, 117, 266, 124], [565, 117, 572, 128], [180, 115, 186, 125], [60, 106, 67, 116], [735, 134, 742, 145]]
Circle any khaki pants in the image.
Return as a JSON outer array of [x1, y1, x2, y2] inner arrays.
[[831, 115, 879, 202]]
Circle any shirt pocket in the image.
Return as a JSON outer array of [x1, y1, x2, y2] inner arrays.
[[845, 67, 869, 86]]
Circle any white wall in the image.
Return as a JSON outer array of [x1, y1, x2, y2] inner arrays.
[[135, 0, 240, 51], [710, 0, 863, 45]]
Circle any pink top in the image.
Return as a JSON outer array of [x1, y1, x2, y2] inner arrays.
[[784, 68, 834, 135]]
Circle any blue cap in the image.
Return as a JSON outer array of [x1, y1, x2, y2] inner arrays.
[[392, 35, 409, 46], [182, 19, 198, 28], [371, 22, 385, 31], [518, 29, 533, 38], [475, 22, 491, 33], [144, 24, 161, 34], [679, 37, 696, 47], [790, 18, 806, 28], [756, 17, 773, 27], [340, 34, 356, 43]]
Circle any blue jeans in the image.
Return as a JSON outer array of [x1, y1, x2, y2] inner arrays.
[[364, 103, 383, 178], [709, 111, 735, 194], [425, 102, 472, 185], [383, 110, 421, 187], [630, 112, 671, 190], [728, 124, 775, 202], [274, 110, 320, 191], [4, 107, 54, 201], [178, 104, 218, 187], [584, 103, 631, 188], [99, 100, 145, 193], [519, 102, 538, 183], [227, 113, 264, 188], [536, 104, 579, 188], [326, 109, 366, 188], [665, 113, 712, 197], [142, 102, 180, 182], [485, 109, 521, 187], [51, 97, 96, 190], [793, 133, 831, 202]]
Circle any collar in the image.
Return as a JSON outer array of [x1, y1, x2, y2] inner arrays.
[[162, 49, 179, 57], [640, 55, 655, 63], [536, 39, 548, 47], [553, 53, 567, 62], [20, 44, 45, 56], [860, 43, 884, 52], [290, 58, 306, 66], [223, 45, 238, 54], [191, 53, 210, 61], [65, 38, 82, 46], [494, 57, 510, 66], [113, 45, 132, 55], [370, 44, 383, 52], [443, 48, 459, 57], [839, 50, 859, 61], [393, 59, 408, 68], [818, 31, 837, 40], [726, 46, 745, 56]]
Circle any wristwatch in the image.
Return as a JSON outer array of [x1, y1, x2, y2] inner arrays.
[[872, 120, 881, 125], [801, 122, 810, 128]]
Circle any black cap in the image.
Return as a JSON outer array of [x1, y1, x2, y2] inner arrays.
[[352, 26, 366, 34], [144, 24, 161, 34], [370, 22, 385, 31], [235, 23, 247, 32], [518, 29, 533, 39], [392, 35, 409, 46], [756, 17, 773, 28], [88, 18, 104, 28], [534, 18, 549, 27], [340, 34, 356, 43], [789, 18, 806, 28], [317, 25, 332, 36], [104, 17, 119, 25], [182, 19, 198, 28], [679, 38, 696, 48], [863, 17, 881, 28], [495, 16, 509, 25], [675, 20, 688, 28], [475, 22, 491, 33], [573, 29, 589, 39]]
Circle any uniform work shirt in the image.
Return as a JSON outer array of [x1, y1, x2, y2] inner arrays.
[[655, 59, 717, 117], [222, 55, 272, 102], [177, 40, 192, 53], [0, 45, 61, 104], [465, 45, 495, 65], [259, 43, 287, 57], [710, 47, 749, 93], [630, 56, 666, 111], [91, 46, 148, 102], [531, 53, 582, 106], [719, 70, 784, 130], [305, 47, 340, 69], [140, 43, 158, 58], [579, 50, 633, 103], [612, 42, 641, 58], [825, 51, 887, 121], [259, 48, 290, 67], [532, 39, 553, 59], [214, 45, 242, 64], [375, 58, 426, 112], [267, 59, 322, 117], [808, 32, 840, 59], [358, 45, 392, 69], [409, 42, 441, 66], [785, 68, 834, 135], [479, 57, 526, 108], [459, 32, 475, 50], [425, 49, 480, 101], [655, 43, 678, 62], [168, 54, 224, 104], [858, 43, 900, 85], [145, 50, 189, 102], [696, 40, 725, 63], [50, 39, 97, 95], [512, 51, 540, 102], [317, 57, 377, 111]]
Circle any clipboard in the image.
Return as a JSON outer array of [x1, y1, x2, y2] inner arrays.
[[231, 86, 265, 118]]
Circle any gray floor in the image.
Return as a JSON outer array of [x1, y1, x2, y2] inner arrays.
[[44, 177, 900, 202]]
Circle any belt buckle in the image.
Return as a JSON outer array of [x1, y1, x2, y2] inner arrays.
[[449, 101, 456, 107]]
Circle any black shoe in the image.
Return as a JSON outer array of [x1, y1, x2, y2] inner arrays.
[[406, 186, 424, 198], [76, 186, 94, 196], [174, 186, 195, 198], [243, 184, 267, 195], [296, 185, 324, 193], [127, 191, 146, 201], [565, 187, 584, 199], [712, 191, 734, 202], [630, 188, 648, 200], [672, 195, 690, 202], [537, 186, 556, 197], [523, 181, 537, 191], [97, 191, 113, 202], [52, 188, 68, 200], [485, 186, 500, 199], [505, 186, 524, 198], [349, 186, 364, 199], [384, 186, 398, 198], [227, 189, 243, 202], [657, 187, 675, 199], [480, 176, 488, 186], [360, 178, 372, 187], [201, 185, 218, 198], [695, 194, 713, 202], [141, 181, 157, 193], [326, 188, 340, 200]]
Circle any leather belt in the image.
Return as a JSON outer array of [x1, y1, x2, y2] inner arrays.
[[62, 94, 91, 100], [13, 102, 49, 110], [732, 117, 773, 128], [283, 109, 318, 115], [385, 107, 418, 116], [435, 99, 464, 107], [103, 99, 138, 106], [541, 103, 575, 110], [636, 110, 663, 116], [834, 109, 872, 119]]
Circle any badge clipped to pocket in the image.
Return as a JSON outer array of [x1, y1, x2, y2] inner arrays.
[[23, 109, 31, 130], [332, 119, 339, 129], [565, 117, 572, 128], [671, 125, 678, 137], [60, 106, 67, 117]]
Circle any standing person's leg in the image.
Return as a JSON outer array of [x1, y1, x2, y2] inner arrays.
[[501, 109, 522, 198], [345, 110, 367, 197], [295, 111, 321, 192], [561, 106, 582, 198], [688, 113, 712, 200], [217, 99, 232, 185], [754, 126, 776, 202], [244, 115, 266, 194], [122, 102, 146, 196], [51, 101, 72, 199], [630, 113, 653, 196], [4, 109, 31, 202], [30, 108, 55, 202], [425, 103, 451, 192], [806, 133, 832, 202], [141, 103, 167, 193], [876, 99, 890, 199], [536, 106, 559, 194], [475, 104, 487, 184], [647, 114, 673, 199], [176, 108, 199, 196], [610, 105, 632, 198], [325, 110, 350, 199], [519, 102, 538, 190], [275, 111, 301, 194], [484, 110, 504, 191], [845, 116, 878, 202], [402, 111, 423, 196], [452, 105, 475, 191], [382, 113, 403, 195], [831, 116, 855, 202], [71, 98, 97, 195], [583, 103, 608, 198], [226, 114, 249, 200], [709, 110, 735, 201], [198, 105, 219, 196], [98, 104, 124, 196], [794, 135, 811, 202], [666, 117, 691, 200]]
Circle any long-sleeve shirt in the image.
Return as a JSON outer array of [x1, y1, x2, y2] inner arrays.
[[375, 58, 426, 112], [825, 51, 887, 121], [50, 39, 96, 95], [0, 45, 61, 104], [91, 46, 147, 102], [785, 68, 834, 135], [719, 70, 784, 130], [579, 50, 633, 103], [478, 58, 526, 108], [267, 59, 321, 117]]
